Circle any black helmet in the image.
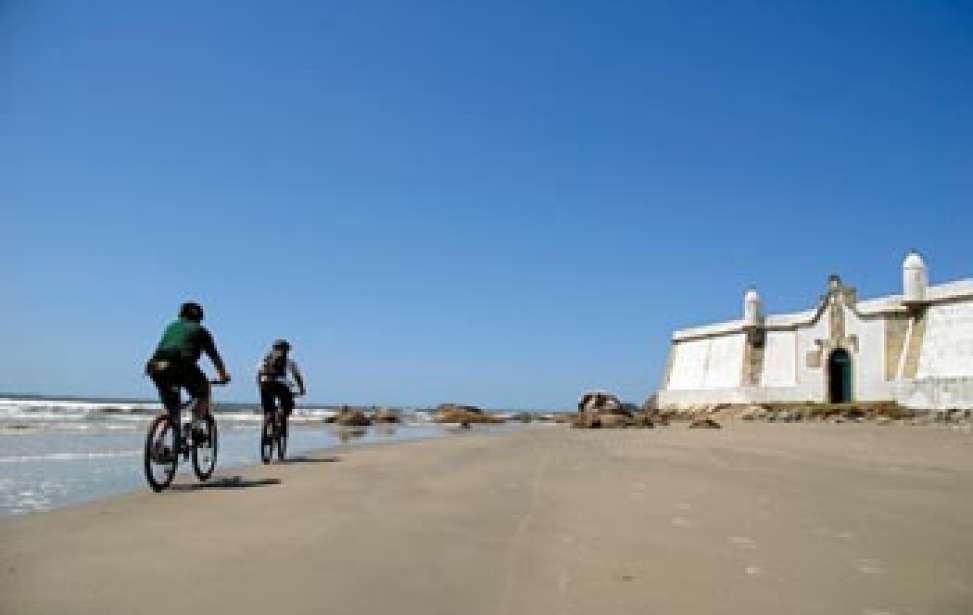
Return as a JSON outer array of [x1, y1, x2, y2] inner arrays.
[[272, 338, 291, 351], [179, 301, 204, 322]]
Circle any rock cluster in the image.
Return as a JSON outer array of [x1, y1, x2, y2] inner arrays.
[[578, 392, 618, 413], [657, 401, 917, 424], [572, 391, 655, 429], [334, 408, 372, 427], [433, 403, 505, 424], [688, 418, 721, 429], [371, 408, 400, 424]]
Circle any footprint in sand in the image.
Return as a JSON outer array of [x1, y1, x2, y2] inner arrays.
[[836, 531, 855, 541], [677, 502, 693, 511], [862, 609, 894, 615], [671, 517, 693, 528], [857, 558, 884, 575], [730, 536, 757, 550]]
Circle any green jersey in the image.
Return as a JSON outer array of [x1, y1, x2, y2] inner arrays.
[[152, 318, 218, 364]]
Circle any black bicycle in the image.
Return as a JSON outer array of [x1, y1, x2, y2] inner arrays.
[[260, 403, 285, 463], [261, 391, 301, 463], [144, 380, 225, 492]]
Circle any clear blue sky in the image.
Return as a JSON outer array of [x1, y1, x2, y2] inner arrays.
[[2, 1, 971, 408]]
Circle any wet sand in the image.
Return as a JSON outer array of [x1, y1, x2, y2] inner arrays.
[[2, 423, 972, 615]]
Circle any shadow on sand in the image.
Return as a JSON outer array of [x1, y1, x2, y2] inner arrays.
[[171, 476, 282, 491], [279, 455, 341, 465]]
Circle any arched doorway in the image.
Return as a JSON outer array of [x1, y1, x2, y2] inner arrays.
[[828, 349, 852, 403]]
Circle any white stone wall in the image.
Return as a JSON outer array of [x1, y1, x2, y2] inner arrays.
[[666, 334, 744, 391], [657, 384, 821, 408], [794, 311, 830, 391], [667, 339, 710, 391], [703, 334, 745, 389], [917, 302, 973, 379], [761, 331, 797, 387], [895, 378, 973, 410], [842, 305, 890, 401]]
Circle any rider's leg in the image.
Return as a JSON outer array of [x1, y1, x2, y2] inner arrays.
[[259, 383, 276, 416], [260, 382, 276, 431], [279, 385, 295, 424], [185, 366, 212, 420], [149, 363, 181, 456]]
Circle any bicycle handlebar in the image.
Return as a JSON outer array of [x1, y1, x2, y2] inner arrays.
[[209, 379, 230, 386]]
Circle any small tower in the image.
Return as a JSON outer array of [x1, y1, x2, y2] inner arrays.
[[742, 288, 766, 380], [744, 287, 762, 327], [902, 250, 928, 305]]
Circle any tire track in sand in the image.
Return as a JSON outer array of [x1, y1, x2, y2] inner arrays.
[[496, 440, 553, 615]]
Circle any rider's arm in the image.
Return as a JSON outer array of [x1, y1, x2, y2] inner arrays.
[[289, 360, 306, 396], [201, 330, 231, 383]]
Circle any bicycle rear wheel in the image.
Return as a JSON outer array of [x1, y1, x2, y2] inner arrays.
[[192, 415, 218, 481], [144, 415, 177, 492], [260, 415, 274, 463], [276, 415, 288, 461]]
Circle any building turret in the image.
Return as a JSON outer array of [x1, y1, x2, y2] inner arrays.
[[744, 287, 762, 326], [902, 251, 928, 304]]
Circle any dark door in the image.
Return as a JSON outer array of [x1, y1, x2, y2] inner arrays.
[[828, 349, 852, 403]]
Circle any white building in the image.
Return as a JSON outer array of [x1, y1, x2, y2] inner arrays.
[[657, 253, 973, 411]]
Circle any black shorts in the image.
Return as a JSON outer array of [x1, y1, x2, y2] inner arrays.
[[260, 381, 294, 416], [147, 359, 210, 413]]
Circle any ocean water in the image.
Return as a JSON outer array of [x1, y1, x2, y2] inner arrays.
[[0, 396, 492, 516]]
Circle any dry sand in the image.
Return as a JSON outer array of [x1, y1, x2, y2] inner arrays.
[[3, 422, 973, 615]]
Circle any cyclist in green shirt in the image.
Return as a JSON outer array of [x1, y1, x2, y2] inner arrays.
[[145, 302, 231, 420]]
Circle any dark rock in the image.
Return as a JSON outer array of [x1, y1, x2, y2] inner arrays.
[[572, 412, 601, 428], [689, 418, 721, 429], [599, 413, 632, 428], [436, 403, 483, 414], [372, 409, 400, 423], [335, 409, 371, 427], [434, 408, 505, 424], [577, 391, 629, 415]]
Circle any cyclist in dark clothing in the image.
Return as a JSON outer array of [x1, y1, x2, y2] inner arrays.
[[257, 339, 305, 419], [146, 302, 231, 419]]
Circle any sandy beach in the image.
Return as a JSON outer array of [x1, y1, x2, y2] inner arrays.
[[3, 422, 972, 615]]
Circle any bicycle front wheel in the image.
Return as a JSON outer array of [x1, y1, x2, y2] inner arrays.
[[144, 415, 177, 492], [260, 415, 274, 464], [192, 415, 218, 481]]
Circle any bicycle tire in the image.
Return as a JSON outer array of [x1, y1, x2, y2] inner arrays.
[[192, 415, 218, 481], [260, 415, 274, 463], [276, 415, 288, 461], [144, 415, 177, 492]]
